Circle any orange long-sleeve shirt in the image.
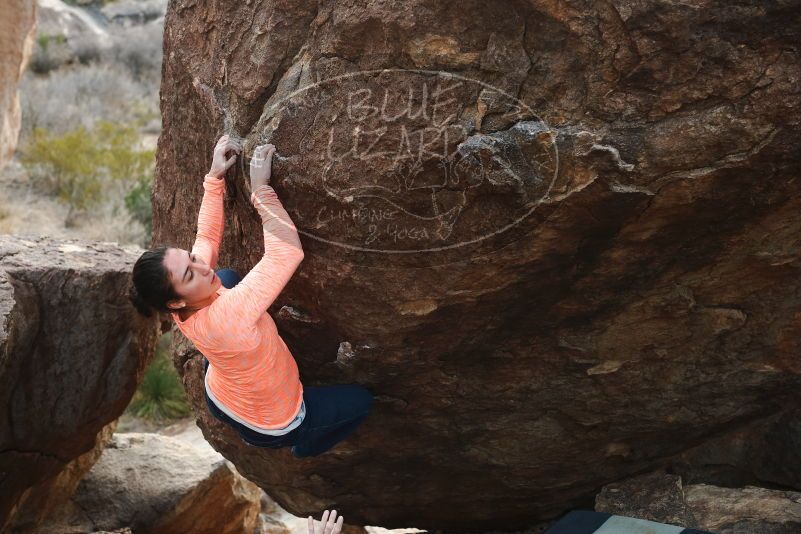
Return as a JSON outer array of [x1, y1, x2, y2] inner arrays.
[[172, 173, 305, 430]]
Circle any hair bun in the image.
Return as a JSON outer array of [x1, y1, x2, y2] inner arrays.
[[128, 284, 154, 318]]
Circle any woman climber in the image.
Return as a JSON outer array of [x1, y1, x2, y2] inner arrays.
[[129, 134, 373, 457]]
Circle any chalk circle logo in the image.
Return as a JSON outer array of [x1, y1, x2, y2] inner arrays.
[[242, 69, 558, 255]]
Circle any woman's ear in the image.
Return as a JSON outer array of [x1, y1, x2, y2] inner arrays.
[[167, 299, 186, 310]]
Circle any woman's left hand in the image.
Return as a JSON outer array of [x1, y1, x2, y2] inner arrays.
[[209, 134, 242, 179], [308, 510, 343, 534]]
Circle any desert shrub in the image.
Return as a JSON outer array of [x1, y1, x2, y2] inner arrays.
[[38, 33, 67, 48], [100, 21, 163, 84], [28, 33, 71, 75], [127, 332, 191, 421], [71, 34, 104, 65], [20, 62, 154, 141], [124, 174, 153, 243], [17, 119, 154, 227]]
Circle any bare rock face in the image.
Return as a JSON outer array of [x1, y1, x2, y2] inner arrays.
[[0, 0, 36, 170], [36, 432, 262, 534], [8, 419, 118, 530], [0, 235, 160, 531], [667, 408, 801, 491], [154, 0, 801, 529], [596, 471, 801, 533]]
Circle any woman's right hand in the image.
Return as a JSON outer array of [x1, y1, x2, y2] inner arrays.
[[209, 134, 242, 179], [250, 143, 276, 191]]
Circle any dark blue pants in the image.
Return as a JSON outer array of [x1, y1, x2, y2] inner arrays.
[[204, 268, 373, 457]]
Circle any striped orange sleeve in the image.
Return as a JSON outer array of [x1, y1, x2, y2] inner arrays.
[[191, 173, 225, 269], [200, 184, 304, 347]]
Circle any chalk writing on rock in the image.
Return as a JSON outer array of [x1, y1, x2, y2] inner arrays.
[[259, 69, 559, 254]]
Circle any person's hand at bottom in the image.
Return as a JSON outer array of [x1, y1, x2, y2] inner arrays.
[[308, 509, 344, 534]]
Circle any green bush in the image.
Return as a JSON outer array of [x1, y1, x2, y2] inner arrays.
[[18, 120, 154, 228], [29, 33, 70, 74], [37, 34, 67, 48], [124, 174, 153, 243], [127, 332, 191, 421]]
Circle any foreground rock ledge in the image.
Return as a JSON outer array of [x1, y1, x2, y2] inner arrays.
[[155, 0, 801, 530], [0, 234, 160, 531], [596, 471, 801, 533], [36, 432, 262, 534]]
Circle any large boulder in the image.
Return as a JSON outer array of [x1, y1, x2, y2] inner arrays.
[[154, 0, 801, 530], [0, 235, 160, 531]]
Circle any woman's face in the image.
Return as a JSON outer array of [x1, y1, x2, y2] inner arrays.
[[163, 247, 222, 309]]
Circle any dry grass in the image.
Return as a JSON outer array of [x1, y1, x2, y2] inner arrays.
[[0, 160, 147, 246]]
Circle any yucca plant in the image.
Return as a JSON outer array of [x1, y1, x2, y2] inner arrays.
[[127, 333, 191, 421]]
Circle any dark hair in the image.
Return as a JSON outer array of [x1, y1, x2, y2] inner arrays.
[[129, 245, 181, 318]]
